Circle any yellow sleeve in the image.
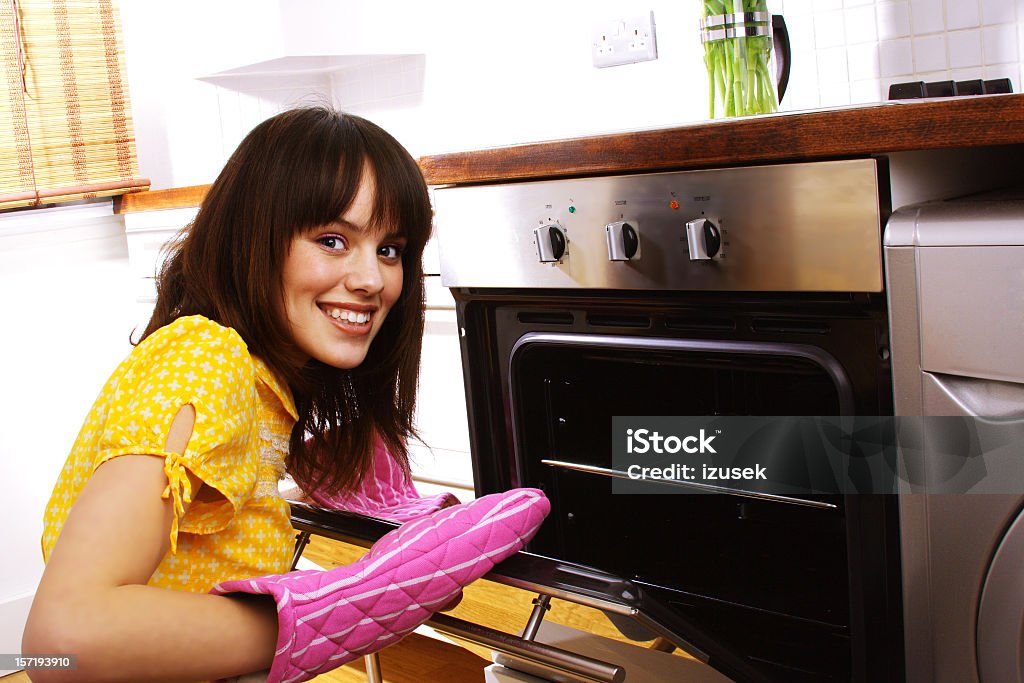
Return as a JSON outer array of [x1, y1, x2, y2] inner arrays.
[[96, 316, 258, 552]]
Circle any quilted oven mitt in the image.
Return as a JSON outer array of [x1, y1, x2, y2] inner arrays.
[[211, 488, 550, 683], [303, 436, 460, 521]]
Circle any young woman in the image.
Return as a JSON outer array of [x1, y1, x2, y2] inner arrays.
[[22, 107, 548, 683]]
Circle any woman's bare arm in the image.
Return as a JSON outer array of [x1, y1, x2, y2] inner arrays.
[[23, 406, 279, 682]]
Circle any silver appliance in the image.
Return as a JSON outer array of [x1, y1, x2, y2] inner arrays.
[[433, 158, 902, 682], [885, 191, 1024, 683]]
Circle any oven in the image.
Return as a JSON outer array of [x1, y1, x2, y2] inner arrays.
[[431, 158, 904, 683]]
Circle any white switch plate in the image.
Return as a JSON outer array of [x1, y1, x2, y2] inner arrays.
[[591, 11, 658, 68]]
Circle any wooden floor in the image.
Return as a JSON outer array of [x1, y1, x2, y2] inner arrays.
[[5, 533, 663, 683]]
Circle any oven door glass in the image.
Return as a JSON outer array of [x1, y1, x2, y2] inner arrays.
[[510, 333, 856, 676]]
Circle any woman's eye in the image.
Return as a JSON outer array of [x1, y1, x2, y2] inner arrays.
[[317, 235, 345, 250], [379, 244, 403, 259]]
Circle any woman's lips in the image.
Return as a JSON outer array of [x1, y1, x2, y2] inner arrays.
[[320, 304, 375, 335]]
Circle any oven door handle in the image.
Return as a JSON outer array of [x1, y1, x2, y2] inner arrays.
[[541, 459, 838, 510]]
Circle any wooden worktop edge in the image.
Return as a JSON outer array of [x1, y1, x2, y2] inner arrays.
[[114, 184, 209, 214], [113, 94, 1024, 212], [418, 94, 1024, 185]]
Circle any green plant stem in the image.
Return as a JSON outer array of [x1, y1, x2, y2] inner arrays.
[[713, 44, 726, 118], [707, 43, 715, 118], [704, 0, 775, 117]]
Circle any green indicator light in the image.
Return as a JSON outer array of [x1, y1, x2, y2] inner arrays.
[[568, 206, 576, 213]]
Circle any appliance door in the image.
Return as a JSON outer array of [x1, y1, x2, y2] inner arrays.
[[886, 200, 1024, 683], [899, 373, 1024, 683], [505, 331, 889, 682]]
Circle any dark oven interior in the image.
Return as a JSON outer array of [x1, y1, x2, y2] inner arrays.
[[453, 288, 903, 683]]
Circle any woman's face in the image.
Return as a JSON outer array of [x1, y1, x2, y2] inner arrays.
[[281, 171, 406, 369]]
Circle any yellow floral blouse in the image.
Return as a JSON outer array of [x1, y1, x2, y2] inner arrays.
[[42, 315, 298, 592]]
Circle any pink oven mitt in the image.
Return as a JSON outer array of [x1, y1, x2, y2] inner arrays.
[[304, 436, 460, 522], [211, 488, 550, 683]]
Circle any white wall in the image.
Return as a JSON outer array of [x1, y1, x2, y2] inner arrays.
[[0, 204, 137, 670]]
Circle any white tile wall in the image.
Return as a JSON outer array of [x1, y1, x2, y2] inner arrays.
[[815, 11, 848, 48], [880, 38, 914, 77], [848, 42, 882, 79], [949, 29, 984, 69], [845, 5, 880, 43], [776, 0, 1021, 111], [914, 34, 949, 72], [878, 3, 912, 40], [947, 2, 981, 31], [982, 0, 1016, 25], [983, 23, 1019, 63], [911, 0, 945, 35]]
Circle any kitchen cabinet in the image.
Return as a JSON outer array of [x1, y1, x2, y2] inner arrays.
[[123, 206, 197, 330], [408, 245, 474, 491]]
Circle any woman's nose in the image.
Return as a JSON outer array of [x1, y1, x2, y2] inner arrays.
[[344, 249, 385, 294]]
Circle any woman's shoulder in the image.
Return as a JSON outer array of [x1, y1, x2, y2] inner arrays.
[[135, 315, 252, 368], [143, 315, 248, 350]]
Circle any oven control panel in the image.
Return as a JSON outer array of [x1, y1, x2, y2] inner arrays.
[[433, 158, 884, 293]]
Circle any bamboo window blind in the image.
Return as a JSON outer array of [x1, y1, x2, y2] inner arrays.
[[1, 0, 148, 210]]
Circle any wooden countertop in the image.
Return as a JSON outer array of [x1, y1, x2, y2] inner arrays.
[[115, 93, 1024, 213], [418, 93, 1024, 186]]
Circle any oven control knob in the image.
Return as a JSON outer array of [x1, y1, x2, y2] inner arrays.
[[685, 218, 722, 260], [606, 221, 640, 261], [535, 223, 567, 262]]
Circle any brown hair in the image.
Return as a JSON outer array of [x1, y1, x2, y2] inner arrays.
[[139, 107, 431, 494]]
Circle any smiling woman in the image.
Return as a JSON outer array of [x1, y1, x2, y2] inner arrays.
[[22, 106, 550, 683], [138, 108, 435, 499]]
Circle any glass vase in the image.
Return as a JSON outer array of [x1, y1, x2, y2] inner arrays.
[[700, 1, 779, 118]]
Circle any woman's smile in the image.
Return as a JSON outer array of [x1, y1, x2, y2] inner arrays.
[[318, 302, 376, 334]]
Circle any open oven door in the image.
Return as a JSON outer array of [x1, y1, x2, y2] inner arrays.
[[503, 330, 897, 683]]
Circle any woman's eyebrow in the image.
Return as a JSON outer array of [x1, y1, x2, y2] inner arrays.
[[331, 218, 364, 232], [329, 217, 405, 239], [367, 223, 407, 240]]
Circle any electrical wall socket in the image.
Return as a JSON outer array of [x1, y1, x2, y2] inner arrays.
[[591, 11, 658, 68]]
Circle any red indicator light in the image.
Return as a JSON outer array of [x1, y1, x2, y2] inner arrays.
[[669, 200, 680, 210]]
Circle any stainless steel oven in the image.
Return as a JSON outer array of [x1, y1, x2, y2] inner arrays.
[[432, 159, 903, 683]]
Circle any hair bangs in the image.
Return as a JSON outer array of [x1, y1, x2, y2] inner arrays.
[[286, 114, 370, 240], [355, 119, 432, 252]]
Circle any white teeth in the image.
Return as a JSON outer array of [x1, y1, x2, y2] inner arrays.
[[325, 307, 370, 324]]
